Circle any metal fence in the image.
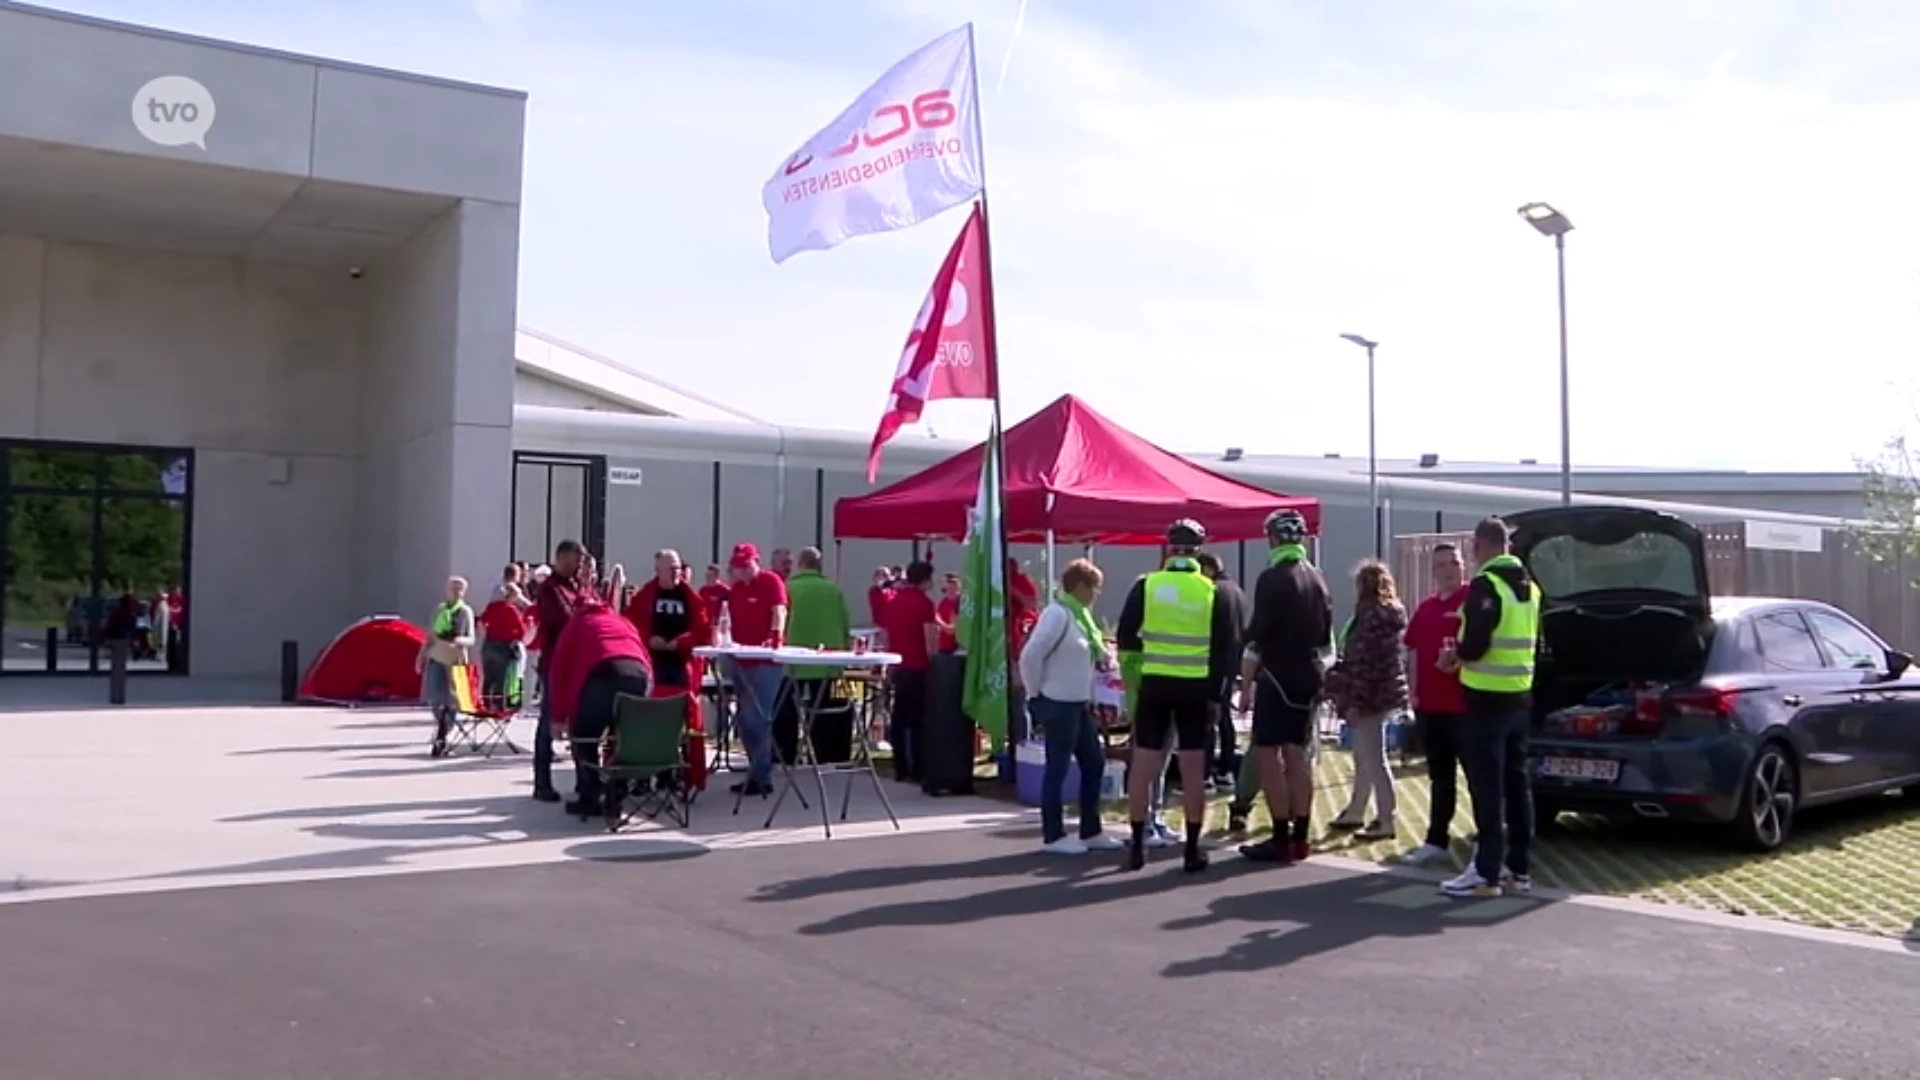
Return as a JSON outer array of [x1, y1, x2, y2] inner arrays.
[[1393, 524, 1920, 650]]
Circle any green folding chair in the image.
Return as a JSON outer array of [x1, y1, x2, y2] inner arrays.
[[591, 693, 694, 831]]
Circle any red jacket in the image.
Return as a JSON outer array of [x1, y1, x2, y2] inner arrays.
[[546, 603, 652, 732], [621, 578, 713, 685], [478, 599, 528, 644]]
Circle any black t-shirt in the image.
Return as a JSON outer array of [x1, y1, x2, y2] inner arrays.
[[649, 586, 696, 685]]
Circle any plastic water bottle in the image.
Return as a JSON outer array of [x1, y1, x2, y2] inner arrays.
[[716, 607, 732, 647]]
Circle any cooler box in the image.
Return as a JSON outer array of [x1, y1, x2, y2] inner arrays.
[[1012, 741, 1124, 807]]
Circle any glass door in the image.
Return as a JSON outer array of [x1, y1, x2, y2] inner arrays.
[[510, 452, 605, 563], [0, 442, 193, 676]]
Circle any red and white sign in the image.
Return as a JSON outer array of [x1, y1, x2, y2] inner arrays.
[[763, 24, 984, 264], [867, 203, 996, 481]]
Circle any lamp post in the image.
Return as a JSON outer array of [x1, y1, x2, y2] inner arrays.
[[1340, 332, 1382, 557], [1518, 201, 1575, 505]]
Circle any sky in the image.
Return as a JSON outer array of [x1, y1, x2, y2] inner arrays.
[[37, 0, 1920, 471]]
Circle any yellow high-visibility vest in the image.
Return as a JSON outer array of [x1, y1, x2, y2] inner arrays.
[[1458, 554, 1540, 693], [1139, 560, 1214, 680]]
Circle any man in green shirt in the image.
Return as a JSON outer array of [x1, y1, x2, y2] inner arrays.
[[783, 546, 852, 682]]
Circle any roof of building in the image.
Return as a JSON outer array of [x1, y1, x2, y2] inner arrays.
[[513, 328, 767, 426], [514, 405, 1854, 529]]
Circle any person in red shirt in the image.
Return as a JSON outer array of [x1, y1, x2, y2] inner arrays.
[[698, 565, 731, 623], [934, 573, 962, 653], [770, 547, 795, 580], [478, 582, 530, 702], [530, 540, 587, 803], [724, 543, 789, 796], [866, 567, 895, 626], [546, 597, 653, 819], [622, 548, 713, 693], [1403, 541, 1470, 866], [1007, 556, 1040, 656], [877, 560, 940, 782]]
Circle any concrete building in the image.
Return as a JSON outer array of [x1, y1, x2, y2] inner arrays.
[[510, 406, 1850, 629], [1233, 452, 1869, 522], [0, 2, 524, 678]]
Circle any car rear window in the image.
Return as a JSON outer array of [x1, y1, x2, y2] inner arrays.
[[1526, 530, 1701, 598]]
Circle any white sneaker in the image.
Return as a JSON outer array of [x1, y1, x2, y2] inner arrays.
[[1081, 832, 1124, 851], [1144, 826, 1177, 849], [1500, 871, 1533, 895], [1440, 867, 1501, 898], [1402, 843, 1451, 867], [1042, 837, 1088, 856]]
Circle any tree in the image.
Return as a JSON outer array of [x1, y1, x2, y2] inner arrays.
[[1853, 435, 1920, 578]]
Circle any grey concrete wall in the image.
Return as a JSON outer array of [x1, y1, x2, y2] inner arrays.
[[515, 370, 633, 412], [0, 3, 524, 201], [0, 234, 364, 675], [360, 201, 518, 631]]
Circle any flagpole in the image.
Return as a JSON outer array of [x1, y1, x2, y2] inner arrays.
[[964, 21, 1021, 748]]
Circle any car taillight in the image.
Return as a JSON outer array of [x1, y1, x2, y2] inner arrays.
[[1631, 686, 1737, 734]]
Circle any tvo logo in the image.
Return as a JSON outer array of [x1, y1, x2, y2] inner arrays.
[[132, 75, 216, 150]]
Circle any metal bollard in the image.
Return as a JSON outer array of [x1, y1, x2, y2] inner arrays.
[[44, 626, 57, 673], [108, 637, 129, 706], [280, 641, 300, 703]]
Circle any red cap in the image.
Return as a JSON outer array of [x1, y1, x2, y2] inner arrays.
[[729, 543, 760, 568]]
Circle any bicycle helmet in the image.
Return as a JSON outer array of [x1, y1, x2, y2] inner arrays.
[[1264, 508, 1308, 545], [1166, 518, 1207, 549]]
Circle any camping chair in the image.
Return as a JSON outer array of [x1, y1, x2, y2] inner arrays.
[[443, 663, 523, 757], [580, 693, 696, 831]]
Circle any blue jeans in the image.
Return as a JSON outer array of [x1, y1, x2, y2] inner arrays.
[[1032, 696, 1105, 844], [730, 660, 786, 786], [532, 679, 555, 792], [1462, 696, 1533, 881]]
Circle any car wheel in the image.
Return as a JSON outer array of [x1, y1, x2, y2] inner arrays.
[[1534, 799, 1565, 834], [1732, 744, 1796, 853]]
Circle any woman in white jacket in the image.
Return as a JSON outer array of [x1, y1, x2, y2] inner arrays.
[[1019, 559, 1122, 855]]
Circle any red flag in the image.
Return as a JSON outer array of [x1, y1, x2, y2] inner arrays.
[[867, 203, 995, 481]]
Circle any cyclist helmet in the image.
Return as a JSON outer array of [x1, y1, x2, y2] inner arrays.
[[1166, 518, 1207, 549], [1264, 508, 1308, 545]]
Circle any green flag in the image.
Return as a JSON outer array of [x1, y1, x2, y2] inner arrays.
[[959, 418, 1009, 749]]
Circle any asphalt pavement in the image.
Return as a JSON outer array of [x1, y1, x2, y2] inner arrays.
[[4, 826, 1916, 1080]]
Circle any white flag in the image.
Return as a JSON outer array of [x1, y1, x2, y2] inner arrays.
[[762, 24, 984, 264]]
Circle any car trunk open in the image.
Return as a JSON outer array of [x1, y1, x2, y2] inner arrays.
[[1507, 507, 1716, 719]]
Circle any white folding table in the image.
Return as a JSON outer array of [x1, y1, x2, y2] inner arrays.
[[764, 648, 903, 838]]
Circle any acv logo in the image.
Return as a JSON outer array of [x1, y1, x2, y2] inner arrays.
[[132, 75, 216, 150]]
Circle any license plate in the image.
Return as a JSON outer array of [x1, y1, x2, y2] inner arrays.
[[1538, 756, 1620, 782]]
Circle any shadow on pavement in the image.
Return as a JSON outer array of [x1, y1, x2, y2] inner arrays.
[[790, 857, 1266, 935], [565, 837, 709, 864], [228, 741, 417, 757], [1156, 872, 1545, 976]]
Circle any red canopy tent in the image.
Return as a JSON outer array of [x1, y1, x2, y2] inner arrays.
[[833, 395, 1318, 544]]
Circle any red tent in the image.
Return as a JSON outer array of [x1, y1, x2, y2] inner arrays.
[[834, 395, 1319, 544], [299, 615, 427, 706]]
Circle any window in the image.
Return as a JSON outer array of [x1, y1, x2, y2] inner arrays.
[[1753, 610, 1826, 672], [1525, 530, 1701, 598], [1803, 609, 1884, 671]]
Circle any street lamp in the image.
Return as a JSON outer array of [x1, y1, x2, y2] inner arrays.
[[1340, 332, 1383, 557], [1517, 201, 1574, 505]]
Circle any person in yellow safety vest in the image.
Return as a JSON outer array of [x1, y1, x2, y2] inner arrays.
[[1437, 516, 1541, 899], [1113, 518, 1240, 873], [418, 575, 478, 757]]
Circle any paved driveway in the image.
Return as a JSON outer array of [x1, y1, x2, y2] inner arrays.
[[5, 827, 1917, 1080]]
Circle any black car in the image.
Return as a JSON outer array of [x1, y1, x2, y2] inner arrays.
[[1512, 506, 1920, 852]]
